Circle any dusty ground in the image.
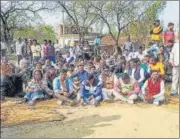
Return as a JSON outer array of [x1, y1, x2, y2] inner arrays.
[[1, 97, 179, 138]]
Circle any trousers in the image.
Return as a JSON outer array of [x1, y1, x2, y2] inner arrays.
[[171, 66, 179, 94], [102, 88, 138, 102]]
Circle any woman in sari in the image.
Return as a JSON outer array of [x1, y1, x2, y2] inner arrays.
[[24, 70, 46, 105]]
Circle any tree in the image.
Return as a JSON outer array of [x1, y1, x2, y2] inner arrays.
[[0, 1, 55, 50], [125, 1, 166, 45], [91, 1, 156, 53], [13, 25, 56, 44], [57, 0, 99, 44]]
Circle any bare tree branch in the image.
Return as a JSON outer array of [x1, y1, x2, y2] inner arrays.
[[1, 1, 52, 45]]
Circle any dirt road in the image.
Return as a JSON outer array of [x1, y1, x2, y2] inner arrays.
[[1, 103, 179, 138]]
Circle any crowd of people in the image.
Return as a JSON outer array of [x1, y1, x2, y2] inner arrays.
[[0, 20, 179, 107]]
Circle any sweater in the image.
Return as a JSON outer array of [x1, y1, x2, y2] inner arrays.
[[80, 79, 102, 99]]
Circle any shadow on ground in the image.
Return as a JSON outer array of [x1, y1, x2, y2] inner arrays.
[[1, 115, 120, 138]]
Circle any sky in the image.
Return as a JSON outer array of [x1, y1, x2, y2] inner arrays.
[[40, 1, 179, 31], [159, 1, 179, 28]]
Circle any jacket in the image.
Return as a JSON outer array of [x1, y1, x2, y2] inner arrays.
[[80, 79, 102, 99], [128, 66, 141, 81]]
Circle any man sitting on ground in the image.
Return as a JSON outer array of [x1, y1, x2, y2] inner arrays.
[[114, 73, 140, 104], [128, 58, 145, 88], [53, 69, 77, 105], [1, 64, 27, 100], [79, 74, 103, 106], [141, 70, 165, 105], [99, 66, 119, 101]]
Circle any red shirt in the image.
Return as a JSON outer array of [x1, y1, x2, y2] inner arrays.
[[42, 44, 48, 57], [162, 30, 174, 44], [147, 78, 161, 98]]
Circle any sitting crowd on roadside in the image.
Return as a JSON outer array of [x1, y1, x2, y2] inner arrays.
[[1, 21, 179, 107]]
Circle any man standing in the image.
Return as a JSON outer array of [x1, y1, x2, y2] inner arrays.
[[22, 38, 32, 62], [31, 39, 42, 62], [1, 41, 7, 56], [169, 29, 179, 96], [94, 36, 101, 55], [27, 39, 33, 63], [150, 20, 163, 44], [54, 40, 61, 56], [42, 39, 48, 60], [16, 37, 24, 65], [123, 35, 136, 52], [162, 22, 174, 46], [47, 40, 56, 63]]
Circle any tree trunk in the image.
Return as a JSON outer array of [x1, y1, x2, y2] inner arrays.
[[5, 32, 12, 53], [81, 32, 85, 45], [114, 40, 122, 55], [79, 33, 82, 46], [2, 24, 13, 53], [79, 32, 86, 46]]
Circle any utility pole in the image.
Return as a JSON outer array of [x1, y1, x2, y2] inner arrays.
[[62, 10, 65, 48]]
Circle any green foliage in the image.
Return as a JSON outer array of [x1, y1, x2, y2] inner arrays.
[[13, 24, 56, 43], [145, 1, 166, 21], [121, 1, 166, 43]]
